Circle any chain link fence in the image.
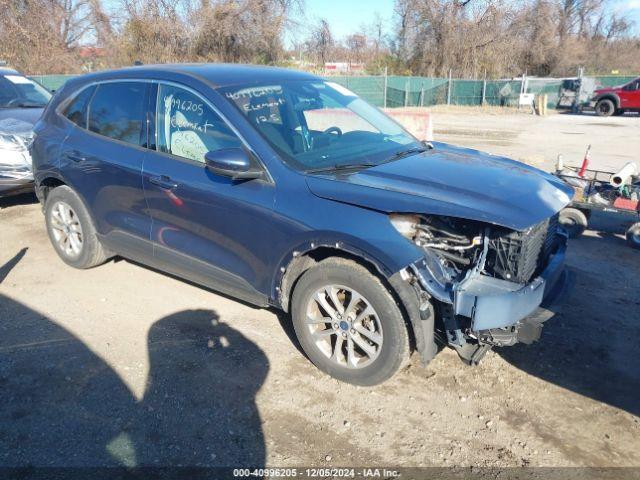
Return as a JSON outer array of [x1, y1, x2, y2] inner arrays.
[[30, 72, 638, 109]]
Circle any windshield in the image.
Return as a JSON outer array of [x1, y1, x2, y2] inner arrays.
[[0, 74, 51, 108], [219, 80, 422, 172]]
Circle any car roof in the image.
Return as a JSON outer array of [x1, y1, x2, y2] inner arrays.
[[76, 63, 321, 88]]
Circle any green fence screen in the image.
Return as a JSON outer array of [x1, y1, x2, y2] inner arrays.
[[29, 74, 77, 92], [29, 72, 638, 109]]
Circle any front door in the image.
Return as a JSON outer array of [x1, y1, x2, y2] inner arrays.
[[142, 82, 276, 305]]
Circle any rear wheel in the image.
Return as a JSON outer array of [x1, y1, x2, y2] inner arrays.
[[290, 258, 409, 385], [45, 186, 110, 268], [559, 207, 588, 238], [595, 99, 615, 117], [626, 223, 640, 250]]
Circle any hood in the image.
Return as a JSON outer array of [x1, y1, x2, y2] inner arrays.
[[594, 86, 621, 94], [0, 107, 43, 126], [305, 142, 573, 231]]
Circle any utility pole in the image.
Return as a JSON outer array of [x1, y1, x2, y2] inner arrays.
[[447, 69, 452, 105]]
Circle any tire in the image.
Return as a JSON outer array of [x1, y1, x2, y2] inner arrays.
[[290, 258, 410, 386], [579, 208, 591, 220], [44, 185, 110, 269], [559, 207, 588, 238], [626, 223, 640, 250], [595, 98, 615, 117]]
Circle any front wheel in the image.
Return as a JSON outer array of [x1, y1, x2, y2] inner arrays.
[[290, 258, 410, 385], [595, 99, 615, 117]]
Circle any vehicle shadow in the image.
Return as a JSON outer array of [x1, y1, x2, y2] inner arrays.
[[0, 268, 269, 467], [498, 233, 640, 417], [0, 191, 38, 209]]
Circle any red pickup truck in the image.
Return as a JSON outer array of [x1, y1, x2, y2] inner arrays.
[[591, 77, 640, 116]]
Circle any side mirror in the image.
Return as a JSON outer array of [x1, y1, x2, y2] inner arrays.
[[204, 148, 263, 180]]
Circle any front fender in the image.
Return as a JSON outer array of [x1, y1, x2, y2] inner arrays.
[[271, 231, 422, 307], [594, 92, 621, 108]]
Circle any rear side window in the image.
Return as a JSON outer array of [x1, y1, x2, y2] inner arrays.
[[156, 83, 242, 163], [63, 85, 96, 128], [88, 82, 147, 146]]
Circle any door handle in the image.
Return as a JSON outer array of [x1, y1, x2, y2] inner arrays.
[[66, 150, 86, 162], [149, 175, 178, 190]]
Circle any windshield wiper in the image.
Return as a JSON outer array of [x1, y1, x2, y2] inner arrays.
[[306, 162, 378, 174], [387, 144, 432, 161]]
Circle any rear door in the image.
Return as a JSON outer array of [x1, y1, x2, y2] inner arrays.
[[142, 82, 275, 305], [59, 81, 153, 261]]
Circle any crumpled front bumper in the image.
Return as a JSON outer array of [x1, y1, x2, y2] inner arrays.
[[0, 174, 34, 197], [453, 232, 569, 333], [0, 149, 34, 198]]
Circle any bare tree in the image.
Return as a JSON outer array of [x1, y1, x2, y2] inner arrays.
[[305, 18, 334, 67], [0, 0, 98, 72]]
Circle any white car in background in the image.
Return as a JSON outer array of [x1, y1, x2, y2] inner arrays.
[[0, 66, 51, 198]]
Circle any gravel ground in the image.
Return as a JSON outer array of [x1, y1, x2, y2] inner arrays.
[[432, 108, 640, 172], [1, 112, 639, 469]]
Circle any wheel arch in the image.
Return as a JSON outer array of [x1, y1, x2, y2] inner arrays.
[[276, 243, 394, 313], [36, 174, 67, 203], [275, 243, 434, 360], [595, 93, 620, 109]]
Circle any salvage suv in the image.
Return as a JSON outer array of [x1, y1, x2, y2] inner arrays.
[[31, 65, 572, 385]]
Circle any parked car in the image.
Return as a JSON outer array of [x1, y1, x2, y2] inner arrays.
[[31, 65, 572, 385], [0, 67, 51, 197], [591, 77, 640, 116]]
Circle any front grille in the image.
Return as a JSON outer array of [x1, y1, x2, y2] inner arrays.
[[485, 214, 558, 284]]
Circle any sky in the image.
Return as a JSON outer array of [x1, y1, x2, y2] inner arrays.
[[286, 0, 396, 46], [287, 0, 640, 45], [304, 0, 395, 37]]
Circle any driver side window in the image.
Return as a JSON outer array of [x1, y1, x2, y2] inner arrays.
[[156, 84, 242, 163]]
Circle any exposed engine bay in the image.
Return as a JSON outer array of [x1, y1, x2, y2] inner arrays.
[[391, 213, 563, 364], [392, 213, 559, 285]]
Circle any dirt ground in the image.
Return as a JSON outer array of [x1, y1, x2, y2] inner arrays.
[[1, 111, 639, 470]]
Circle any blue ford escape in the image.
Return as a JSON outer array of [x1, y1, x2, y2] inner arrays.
[[31, 65, 572, 385]]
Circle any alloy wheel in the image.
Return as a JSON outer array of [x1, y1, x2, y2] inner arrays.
[[305, 285, 383, 369], [50, 201, 84, 258]]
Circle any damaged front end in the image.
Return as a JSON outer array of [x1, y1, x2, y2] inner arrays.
[[390, 213, 569, 365], [0, 118, 35, 197]]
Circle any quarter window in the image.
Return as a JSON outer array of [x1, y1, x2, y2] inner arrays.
[[88, 82, 147, 146], [63, 85, 96, 128], [156, 84, 242, 163]]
